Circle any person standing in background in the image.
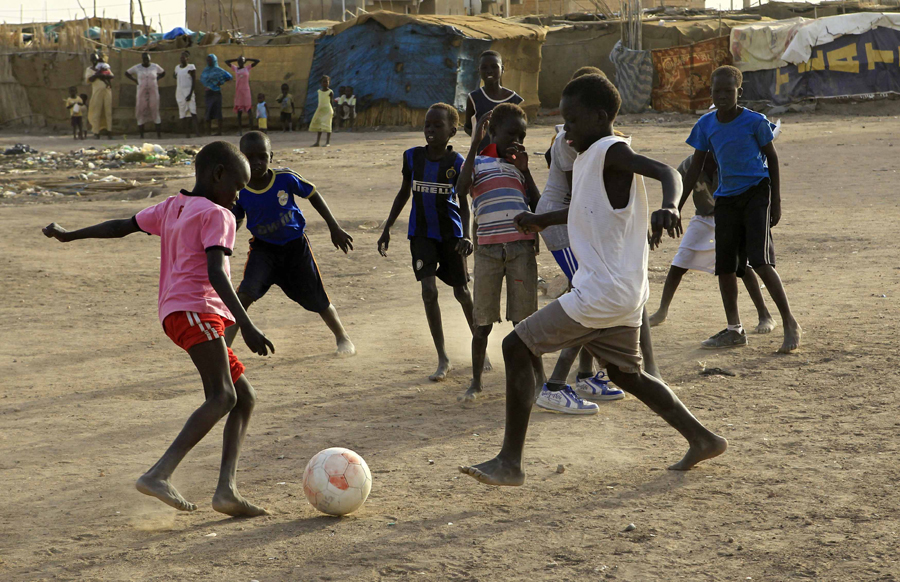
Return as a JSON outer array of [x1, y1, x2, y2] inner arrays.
[[225, 55, 261, 136], [174, 51, 199, 138], [125, 52, 165, 140], [84, 53, 114, 139]]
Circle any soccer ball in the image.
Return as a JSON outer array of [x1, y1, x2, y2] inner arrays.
[[302, 447, 372, 516]]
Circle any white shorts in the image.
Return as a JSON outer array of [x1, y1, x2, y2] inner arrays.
[[671, 215, 716, 274], [176, 91, 197, 118]]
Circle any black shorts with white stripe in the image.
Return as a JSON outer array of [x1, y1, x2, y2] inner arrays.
[[713, 178, 775, 277]]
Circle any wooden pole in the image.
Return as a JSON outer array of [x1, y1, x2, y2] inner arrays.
[[93, 0, 97, 18], [129, 0, 134, 28], [280, 0, 288, 29], [137, 0, 147, 31]]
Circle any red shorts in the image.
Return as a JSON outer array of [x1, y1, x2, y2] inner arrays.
[[163, 311, 245, 384]]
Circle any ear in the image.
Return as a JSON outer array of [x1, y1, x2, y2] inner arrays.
[[737, 86, 744, 99], [597, 109, 609, 126], [269, 151, 274, 162], [212, 163, 225, 184], [449, 126, 458, 138]]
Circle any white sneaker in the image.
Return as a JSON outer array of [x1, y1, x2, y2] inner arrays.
[[535, 385, 599, 415], [575, 372, 625, 401]]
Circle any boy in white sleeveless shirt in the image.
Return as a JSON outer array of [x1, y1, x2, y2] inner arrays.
[[460, 74, 727, 487]]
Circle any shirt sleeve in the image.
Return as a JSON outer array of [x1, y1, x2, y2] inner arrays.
[[290, 174, 316, 199], [552, 132, 577, 172], [401, 150, 412, 180], [755, 115, 775, 147], [231, 195, 245, 222], [686, 118, 711, 152], [201, 206, 236, 255], [676, 156, 692, 178], [126, 64, 139, 76], [134, 196, 174, 236]]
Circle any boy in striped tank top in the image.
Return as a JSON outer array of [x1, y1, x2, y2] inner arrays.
[[464, 50, 524, 155], [460, 75, 727, 486], [457, 103, 543, 402]]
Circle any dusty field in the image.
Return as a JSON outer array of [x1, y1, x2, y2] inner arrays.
[[1, 112, 899, 581]]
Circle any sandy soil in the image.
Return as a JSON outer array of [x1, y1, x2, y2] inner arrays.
[[1, 112, 899, 581]]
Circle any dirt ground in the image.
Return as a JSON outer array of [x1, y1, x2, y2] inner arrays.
[[1, 111, 899, 581]]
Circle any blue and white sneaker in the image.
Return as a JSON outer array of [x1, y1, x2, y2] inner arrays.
[[535, 384, 599, 415], [575, 372, 625, 401]]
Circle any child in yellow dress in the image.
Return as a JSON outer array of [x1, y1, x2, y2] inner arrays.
[[310, 75, 334, 147]]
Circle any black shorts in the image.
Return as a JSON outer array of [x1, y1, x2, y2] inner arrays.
[[410, 236, 469, 288], [280, 112, 292, 123], [237, 235, 331, 313], [714, 178, 775, 277], [71, 116, 83, 129]]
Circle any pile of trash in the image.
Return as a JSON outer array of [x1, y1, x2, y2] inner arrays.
[[1, 143, 198, 172]]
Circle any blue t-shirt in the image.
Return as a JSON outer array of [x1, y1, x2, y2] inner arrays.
[[402, 146, 465, 241], [686, 108, 775, 198], [232, 168, 316, 245]]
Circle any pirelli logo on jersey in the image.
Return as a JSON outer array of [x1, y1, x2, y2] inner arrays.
[[412, 180, 453, 196]]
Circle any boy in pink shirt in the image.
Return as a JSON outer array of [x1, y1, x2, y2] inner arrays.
[[42, 141, 274, 517]]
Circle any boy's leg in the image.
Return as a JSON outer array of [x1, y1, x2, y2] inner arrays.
[[156, 123, 162, 138], [313, 132, 321, 146], [236, 111, 243, 135], [606, 364, 727, 470], [459, 330, 537, 485], [548, 346, 580, 385], [741, 268, 776, 334], [463, 244, 504, 400], [463, 324, 492, 401], [325, 132, 331, 146], [139, 123, 145, 139], [506, 241, 542, 394], [754, 265, 801, 352], [319, 304, 356, 356], [649, 265, 688, 326], [212, 374, 268, 516], [577, 347, 593, 376], [704, 195, 747, 349], [452, 282, 491, 370], [136, 338, 238, 511], [639, 307, 662, 381], [420, 276, 451, 381]]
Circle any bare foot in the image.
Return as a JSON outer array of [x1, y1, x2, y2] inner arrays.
[[649, 310, 667, 327], [483, 356, 493, 372], [668, 434, 728, 471], [777, 321, 802, 354], [136, 474, 197, 511], [459, 456, 525, 486], [458, 381, 482, 402], [755, 316, 777, 334], [212, 490, 269, 517], [429, 359, 451, 382], [311, 143, 320, 147], [336, 338, 356, 357]]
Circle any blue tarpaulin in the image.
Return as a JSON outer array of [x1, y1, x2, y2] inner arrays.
[[163, 27, 193, 40], [742, 27, 900, 104]]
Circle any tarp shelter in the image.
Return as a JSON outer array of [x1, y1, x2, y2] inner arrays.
[[303, 12, 544, 128], [736, 13, 900, 104], [540, 17, 765, 111], [651, 36, 731, 112], [0, 43, 316, 131]]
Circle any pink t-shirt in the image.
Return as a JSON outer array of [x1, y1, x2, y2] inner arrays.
[[135, 191, 236, 324]]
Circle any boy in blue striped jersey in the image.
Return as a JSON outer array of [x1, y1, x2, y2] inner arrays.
[[224, 131, 356, 357], [378, 103, 480, 382]]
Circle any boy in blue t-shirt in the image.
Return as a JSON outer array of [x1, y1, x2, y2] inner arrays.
[[224, 131, 356, 356], [682, 66, 800, 353], [378, 103, 478, 382]]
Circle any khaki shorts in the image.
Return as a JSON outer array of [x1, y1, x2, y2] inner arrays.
[[515, 299, 643, 374], [473, 240, 538, 326]]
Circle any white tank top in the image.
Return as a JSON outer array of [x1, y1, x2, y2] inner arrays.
[[558, 135, 649, 329]]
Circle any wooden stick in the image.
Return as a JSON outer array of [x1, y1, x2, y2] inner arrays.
[[137, 0, 147, 31]]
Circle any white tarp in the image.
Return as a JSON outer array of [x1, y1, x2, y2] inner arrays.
[[781, 13, 900, 63], [731, 13, 900, 72]]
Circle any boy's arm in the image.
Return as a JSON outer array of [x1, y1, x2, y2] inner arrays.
[[187, 69, 195, 100], [43, 218, 140, 242], [308, 192, 353, 253], [463, 96, 475, 136], [458, 110, 492, 200], [761, 141, 781, 227], [513, 208, 568, 234], [506, 143, 541, 211], [678, 150, 707, 212], [456, 189, 473, 257], [206, 249, 274, 356], [605, 142, 683, 249], [377, 178, 412, 256]]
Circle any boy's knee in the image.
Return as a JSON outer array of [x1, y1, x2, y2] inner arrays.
[[452, 285, 471, 303], [211, 386, 238, 414], [237, 382, 257, 411], [501, 330, 529, 358], [473, 324, 492, 340], [421, 281, 439, 304]]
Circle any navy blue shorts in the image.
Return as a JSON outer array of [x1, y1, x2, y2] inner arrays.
[[237, 235, 331, 313], [409, 236, 469, 288]]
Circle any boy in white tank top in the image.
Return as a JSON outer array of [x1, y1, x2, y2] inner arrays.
[[460, 74, 728, 487]]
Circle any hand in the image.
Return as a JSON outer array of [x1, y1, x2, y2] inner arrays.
[[377, 230, 390, 256], [241, 323, 275, 356], [187, 91, 193, 102], [513, 212, 544, 234], [770, 200, 781, 227], [649, 207, 681, 249], [331, 227, 354, 254], [455, 237, 474, 257], [42, 223, 71, 242], [505, 143, 529, 173], [472, 110, 492, 148]]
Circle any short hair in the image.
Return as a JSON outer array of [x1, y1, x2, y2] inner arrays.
[[239, 130, 271, 153], [195, 141, 248, 176], [711, 65, 743, 87], [480, 50, 502, 62], [490, 102, 526, 132], [321, 75, 330, 83], [181, 50, 190, 57], [428, 102, 459, 127], [572, 66, 605, 80], [281, 82, 289, 89], [562, 74, 621, 122], [69, 85, 77, 91]]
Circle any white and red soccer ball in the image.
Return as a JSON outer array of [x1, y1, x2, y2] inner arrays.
[[302, 447, 372, 516]]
